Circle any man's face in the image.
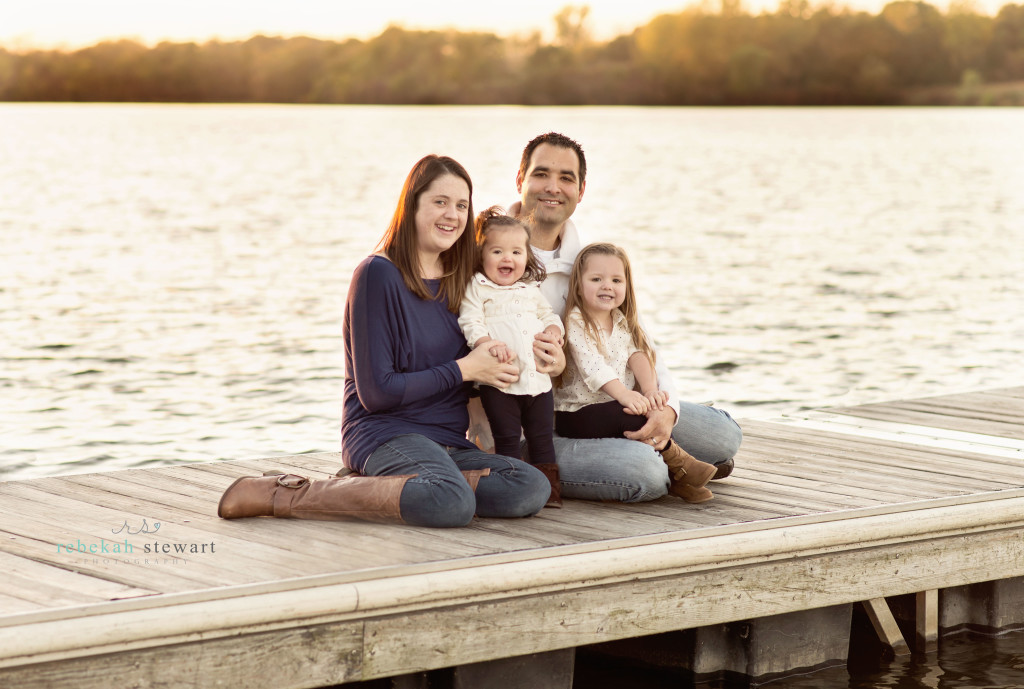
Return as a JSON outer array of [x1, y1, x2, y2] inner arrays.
[[516, 143, 585, 231]]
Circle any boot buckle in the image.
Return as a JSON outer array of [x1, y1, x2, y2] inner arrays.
[[276, 474, 309, 488]]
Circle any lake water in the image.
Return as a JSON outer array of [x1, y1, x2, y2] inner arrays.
[[3, 104, 1022, 481], [2, 104, 1024, 686]]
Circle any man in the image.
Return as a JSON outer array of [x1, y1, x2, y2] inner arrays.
[[515, 132, 742, 502]]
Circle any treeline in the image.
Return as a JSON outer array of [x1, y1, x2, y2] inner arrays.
[[2, 2, 1024, 105]]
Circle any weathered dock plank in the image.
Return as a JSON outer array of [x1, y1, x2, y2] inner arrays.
[[0, 550, 155, 609], [741, 420, 1024, 488], [828, 386, 1024, 439]]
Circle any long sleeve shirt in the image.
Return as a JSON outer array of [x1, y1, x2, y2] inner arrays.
[[457, 273, 563, 397], [342, 255, 475, 471], [555, 307, 639, 413]]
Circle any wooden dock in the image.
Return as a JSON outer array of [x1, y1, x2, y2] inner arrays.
[[2, 387, 1024, 687]]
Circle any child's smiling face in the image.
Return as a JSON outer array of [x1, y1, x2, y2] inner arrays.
[[579, 254, 627, 316], [481, 226, 529, 286]]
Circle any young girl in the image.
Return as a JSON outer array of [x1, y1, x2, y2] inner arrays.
[[458, 207, 565, 507], [554, 243, 716, 503]]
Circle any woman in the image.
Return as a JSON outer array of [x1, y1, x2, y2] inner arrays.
[[218, 155, 550, 527]]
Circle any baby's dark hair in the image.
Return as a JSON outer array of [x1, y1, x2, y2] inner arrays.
[[474, 206, 547, 283]]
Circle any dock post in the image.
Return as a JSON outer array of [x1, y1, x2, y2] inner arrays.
[[577, 605, 852, 683], [940, 577, 1024, 632], [916, 589, 938, 653]]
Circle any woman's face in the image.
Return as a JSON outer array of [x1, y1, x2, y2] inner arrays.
[[415, 173, 470, 260]]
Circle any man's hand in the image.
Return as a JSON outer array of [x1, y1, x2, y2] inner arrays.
[[533, 330, 565, 375], [624, 407, 677, 448], [541, 324, 564, 346]]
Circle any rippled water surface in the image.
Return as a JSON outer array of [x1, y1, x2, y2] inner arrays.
[[2, 104, 1023, 481]]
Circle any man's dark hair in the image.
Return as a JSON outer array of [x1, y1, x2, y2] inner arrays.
[[518, 132, 587, 187]]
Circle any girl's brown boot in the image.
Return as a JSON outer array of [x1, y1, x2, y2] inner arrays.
[[659, 440, 715, 504]]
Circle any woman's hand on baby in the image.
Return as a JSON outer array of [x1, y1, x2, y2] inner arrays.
[[644, 390, 669, 410], [458, 346, 519, 389]]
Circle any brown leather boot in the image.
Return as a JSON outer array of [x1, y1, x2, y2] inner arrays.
[[217, 474, 281, 518], [534, 463, 563, 508], [671, 483, 714, 504], [660, 440, 716, 504], [218, 472, 412, 524]]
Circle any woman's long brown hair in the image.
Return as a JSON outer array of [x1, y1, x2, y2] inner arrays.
[[375, 155, 476, 313]]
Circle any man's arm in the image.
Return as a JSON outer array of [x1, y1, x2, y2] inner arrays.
[[636, 313, 680, 422]]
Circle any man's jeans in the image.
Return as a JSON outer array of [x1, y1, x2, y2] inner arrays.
[[364, 433, 550, 527], [545, 402, 743, 503]]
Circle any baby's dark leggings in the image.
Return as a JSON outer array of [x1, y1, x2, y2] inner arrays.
[[479, 386, 555, 465]]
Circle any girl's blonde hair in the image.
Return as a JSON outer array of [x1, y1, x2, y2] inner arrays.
[[562, 242, 655, 366], [473, 206, 547, 283]]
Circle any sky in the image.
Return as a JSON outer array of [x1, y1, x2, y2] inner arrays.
[[0, 0, 1008, 50]]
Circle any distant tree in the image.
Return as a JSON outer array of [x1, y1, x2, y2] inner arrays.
[[145, 42, 205, 101], [0, 49, 14, 99], [797, 9, 901, 103], [879, 1, 954, 85], [728, 44, 785, 101], [554, 5, 592, 50], [244, 36, 335, 102], [988, 3, 1024, 79], [635, 11, 714, 103], [943, 1, 993, 81], [198, 40, 255, 101]]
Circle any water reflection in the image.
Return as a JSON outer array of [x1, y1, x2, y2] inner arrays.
[[572, 631, 1024, 688], [843, 632, 1024, 689]]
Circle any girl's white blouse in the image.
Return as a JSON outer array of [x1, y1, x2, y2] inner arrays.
[[555, 307, 639, 412]]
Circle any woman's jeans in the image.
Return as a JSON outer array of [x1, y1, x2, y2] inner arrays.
[[363, 433, 550, 528], [532, 401, 743, 503]]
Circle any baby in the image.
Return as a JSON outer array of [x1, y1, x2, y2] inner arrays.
[[458, 206, 564, 506]]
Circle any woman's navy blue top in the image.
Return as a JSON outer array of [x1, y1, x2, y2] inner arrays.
[[342, 255, 475, 471]]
